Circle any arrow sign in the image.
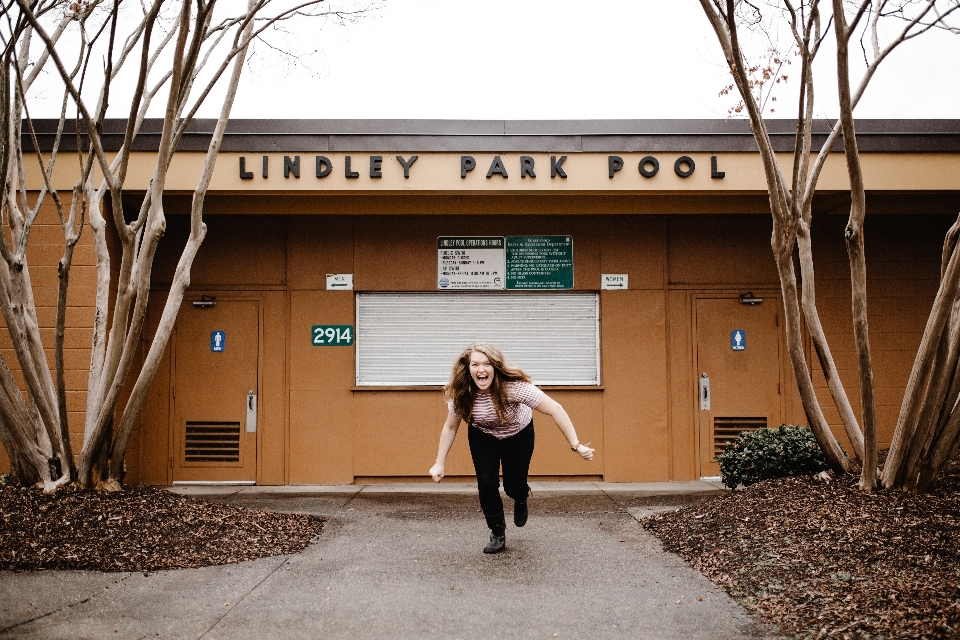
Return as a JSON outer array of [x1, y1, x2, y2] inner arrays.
[[601, 274, 629, 290], [326, 274, 354, 290]]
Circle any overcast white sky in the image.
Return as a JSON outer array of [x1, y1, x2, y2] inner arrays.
[[219, 0, 960, 121], [25, 0, 960, 120]]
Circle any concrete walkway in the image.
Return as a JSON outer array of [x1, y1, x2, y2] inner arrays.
[[0, 481, 780, 639]]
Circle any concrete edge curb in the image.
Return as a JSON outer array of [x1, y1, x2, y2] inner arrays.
[[163, 481, 729, 500]]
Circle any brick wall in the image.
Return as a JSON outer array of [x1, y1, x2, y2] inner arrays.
[[0, 194, 137, 482], [811, 213, 952, 450]]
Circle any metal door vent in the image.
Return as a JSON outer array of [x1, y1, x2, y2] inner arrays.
[[713, 417, 767, 456], [185, 422, 241, 463]]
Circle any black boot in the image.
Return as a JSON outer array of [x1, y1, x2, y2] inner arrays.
[[483, 511, 506, 554], [483, 531, 505, 554], [514, 500, 528, 528]]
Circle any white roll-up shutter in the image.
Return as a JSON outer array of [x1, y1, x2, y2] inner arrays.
[[356, 292, 600, 386]]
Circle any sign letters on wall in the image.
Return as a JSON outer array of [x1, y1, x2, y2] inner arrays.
[[239, 154, 726, 182]]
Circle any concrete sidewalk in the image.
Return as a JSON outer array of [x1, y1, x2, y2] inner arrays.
[[0, 481, 779, 639], [167, 479, 729, 495]]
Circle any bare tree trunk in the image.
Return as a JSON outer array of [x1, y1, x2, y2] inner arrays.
[[698, 0, 855, 473], [0, 358, 49, 485], [898, 310, 960, 487], [832, 0, 879, 490], [2, 0, 354, 492], [0, 410, 38, 484], [76, 0, 195, 487], [792, 8, 865, 463], [108, 0, 257, 479], [90, 417, 113, 487], [914, 299, 960, 491], [84, 189, 111, 449], [776, 242, 853, 473], [884, 215, 960, 488], [797, 224, 865, 461], [0, 260, 62, 462], [697, 0, 960, 490], [917, 368, 960, 491], [886, 216, 960, 490], [53, 245, 77, 477]]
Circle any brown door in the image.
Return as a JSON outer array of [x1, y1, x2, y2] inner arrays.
[[696, 296, 781, 477], [172, 299, 259, 482]]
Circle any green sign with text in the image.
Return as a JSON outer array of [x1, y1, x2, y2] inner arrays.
[[505, 235, 574, 289], [312, 325, 354, 346]]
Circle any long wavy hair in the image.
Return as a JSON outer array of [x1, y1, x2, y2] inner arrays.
[[445, 343, 531, 424]]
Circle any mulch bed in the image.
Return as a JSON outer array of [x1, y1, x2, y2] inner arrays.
[[0, 484, 324, 572], [643, 461, 960, 639]]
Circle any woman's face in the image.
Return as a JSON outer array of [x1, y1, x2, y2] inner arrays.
[[469, 350, 495, 392]]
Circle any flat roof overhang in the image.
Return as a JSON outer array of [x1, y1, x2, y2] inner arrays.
[[22, 120, 960, 198], [22, 119, 960, 153]]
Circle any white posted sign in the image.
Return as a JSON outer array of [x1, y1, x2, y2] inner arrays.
[[437, 237, 506, 290], [601, 274, 629, 290], [326, 274, 354, 290]]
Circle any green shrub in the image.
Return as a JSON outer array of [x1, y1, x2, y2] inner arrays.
[[716, 424, 829, 490]]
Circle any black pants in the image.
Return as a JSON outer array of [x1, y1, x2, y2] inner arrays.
[[468, 421, 535, 523]]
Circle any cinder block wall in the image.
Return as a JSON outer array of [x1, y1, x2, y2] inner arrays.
[[0, 195, 132, 482], [810, 213, 952, 450], [0, 196, 96, 473]]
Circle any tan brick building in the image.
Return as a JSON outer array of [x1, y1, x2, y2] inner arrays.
[[10, 119, 960, 485]]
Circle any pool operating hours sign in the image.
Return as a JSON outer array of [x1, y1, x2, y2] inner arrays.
[[506, 236, 574, 289], [437, 236, 505, 289]]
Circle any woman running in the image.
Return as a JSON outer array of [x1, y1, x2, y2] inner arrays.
[[429, 342, 595, 554]]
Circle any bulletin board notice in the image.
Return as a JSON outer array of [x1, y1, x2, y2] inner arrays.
[[437, 236, 505, 289], [505, 236, 574, 289]]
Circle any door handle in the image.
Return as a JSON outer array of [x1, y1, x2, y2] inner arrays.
[[246, 390, 257, 432], [699, 373, 710, 411]]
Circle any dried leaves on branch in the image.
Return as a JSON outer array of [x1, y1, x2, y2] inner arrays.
[[1, 0, 377, 493], [0, 485, 324, 572], [699, 0, 960, 493], [644, 459, 960, 639]]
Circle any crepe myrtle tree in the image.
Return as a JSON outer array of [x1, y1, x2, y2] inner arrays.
[[698, 0, 959, 491], [0, 0, 371, 491]]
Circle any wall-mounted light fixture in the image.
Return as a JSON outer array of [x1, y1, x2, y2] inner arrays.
[[739, 292, 763, 306], [192, 295, 217, 309]]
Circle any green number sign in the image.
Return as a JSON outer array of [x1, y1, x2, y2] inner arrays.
[[312, 325, 354, 346]]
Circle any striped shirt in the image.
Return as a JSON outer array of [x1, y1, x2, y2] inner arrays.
[[449, 381, 545, 439]]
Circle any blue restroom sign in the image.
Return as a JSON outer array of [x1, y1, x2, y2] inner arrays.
[[211, 330, 225, 352], [731, 330, 746, 351]]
